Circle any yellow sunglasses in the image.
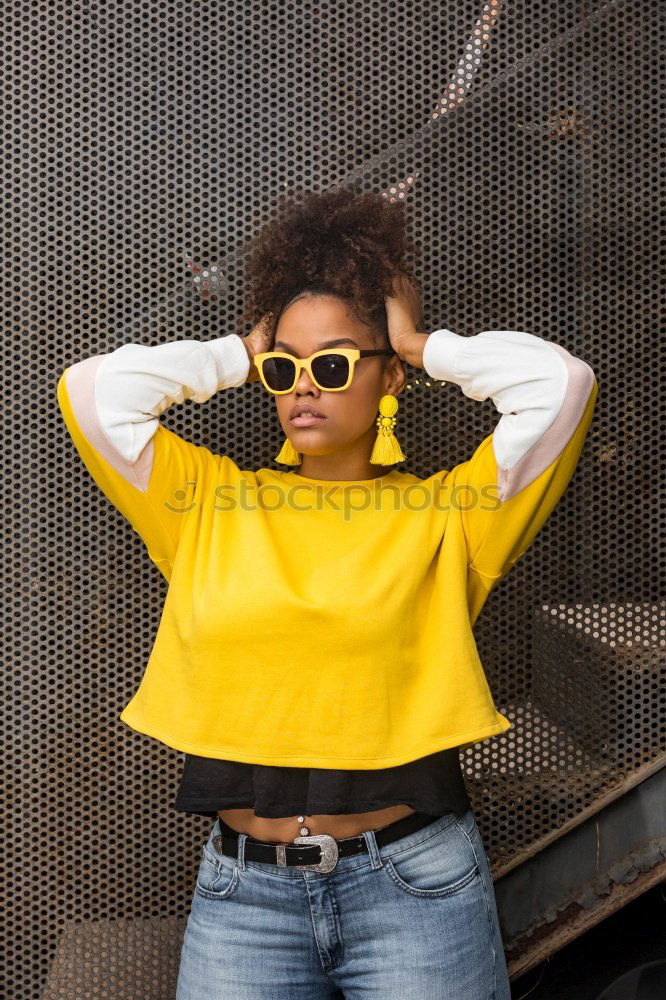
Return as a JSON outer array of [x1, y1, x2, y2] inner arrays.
[[253, 348, 394, 394]]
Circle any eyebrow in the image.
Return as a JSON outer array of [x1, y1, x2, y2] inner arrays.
[[273, 337, 359, 356]]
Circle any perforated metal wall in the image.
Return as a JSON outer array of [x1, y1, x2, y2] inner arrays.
[[8, 0, 664, 996]]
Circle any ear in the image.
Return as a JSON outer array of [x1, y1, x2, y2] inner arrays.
[[385, 354, 406, 397]]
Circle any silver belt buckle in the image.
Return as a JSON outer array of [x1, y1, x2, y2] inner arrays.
[[293, 833, 339, 873]]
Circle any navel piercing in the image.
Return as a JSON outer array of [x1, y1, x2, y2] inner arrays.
[[297, 814, 310, 836]]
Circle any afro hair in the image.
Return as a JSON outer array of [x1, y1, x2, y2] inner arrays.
[[235, 181, 423, 348]]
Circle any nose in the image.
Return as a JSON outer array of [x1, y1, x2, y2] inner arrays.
[[294, 363, 320, 395]]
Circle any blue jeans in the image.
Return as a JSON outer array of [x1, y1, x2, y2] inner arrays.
[[176, 808, 511, 999]]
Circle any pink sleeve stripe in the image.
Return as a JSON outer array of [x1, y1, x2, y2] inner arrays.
[[64, 355, 155, 492], [498, 346, 597, 503]]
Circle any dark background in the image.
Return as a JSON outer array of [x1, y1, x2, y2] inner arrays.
[[6, 0, 664, 996]]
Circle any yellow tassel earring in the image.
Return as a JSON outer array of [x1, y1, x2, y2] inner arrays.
[[370, 393, 406, 465], [275, 436, 301, 465]]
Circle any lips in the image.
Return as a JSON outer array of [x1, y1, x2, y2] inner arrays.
[[289, 403, 328, 428], [289, 404, 327, 419], [290, 411, 328, 427]]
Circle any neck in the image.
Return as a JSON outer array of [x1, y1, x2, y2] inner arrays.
[[296, 434, 391, 482]]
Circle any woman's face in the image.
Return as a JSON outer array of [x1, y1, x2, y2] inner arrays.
[[271, 293, 405, 461]]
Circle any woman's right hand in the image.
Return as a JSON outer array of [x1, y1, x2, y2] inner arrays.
[[242, 312, 275, 382]]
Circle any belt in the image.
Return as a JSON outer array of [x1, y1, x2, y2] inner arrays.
[[212, 810, 443, 874]]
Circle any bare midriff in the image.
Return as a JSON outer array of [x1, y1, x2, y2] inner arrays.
[[217, 804, 417, 842]]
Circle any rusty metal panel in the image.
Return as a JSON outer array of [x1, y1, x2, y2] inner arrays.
[[5, 0, 664, 996], [496, 761, 666, 979]]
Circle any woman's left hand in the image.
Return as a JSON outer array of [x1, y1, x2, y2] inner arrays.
[[384, 273, 427, 362]]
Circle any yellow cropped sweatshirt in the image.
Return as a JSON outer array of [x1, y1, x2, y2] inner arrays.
[[56, 327, 598, 767]]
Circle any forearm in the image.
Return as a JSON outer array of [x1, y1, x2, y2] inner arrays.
[[419, 326, 597, 500], [60, 333, 250, 465]]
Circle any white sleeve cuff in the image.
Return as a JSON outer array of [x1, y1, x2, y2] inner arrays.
[[208, 333, 251, 389], [421, 328, 466, 382]]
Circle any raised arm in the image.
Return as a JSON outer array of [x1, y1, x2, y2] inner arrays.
[[60, 334, 250, 483], [420, 327, 598, 585], [57, 334, 251, 579]]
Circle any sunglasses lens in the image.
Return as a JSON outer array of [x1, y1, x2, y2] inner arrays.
[[311, 353, 350, 389], [262, 356, 297, 392]]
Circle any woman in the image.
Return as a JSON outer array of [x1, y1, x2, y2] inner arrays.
[[57, 185, 598, 998]]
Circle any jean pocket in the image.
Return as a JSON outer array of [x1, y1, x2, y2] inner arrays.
[[194, 841, 240, 900], [382, 814, 480, 898]]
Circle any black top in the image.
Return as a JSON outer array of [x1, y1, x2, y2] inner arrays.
[[174, 747, 471, 819]]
